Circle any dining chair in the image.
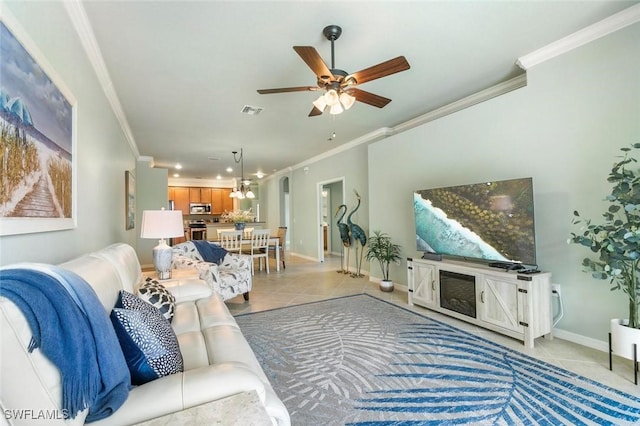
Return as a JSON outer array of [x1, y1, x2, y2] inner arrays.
[[249, 229, 270, 275], [216, 228, 235, 239], [243, 227, 255, 240], [219, 230, 243, 254], [269, 226, 287, 269]]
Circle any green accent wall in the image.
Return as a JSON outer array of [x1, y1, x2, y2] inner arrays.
[[368, 23, 640, 343]]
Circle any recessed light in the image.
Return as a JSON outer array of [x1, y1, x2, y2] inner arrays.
[[173, 173, 180, 178], [226, 167, 233, 173], [175, 163, 182, 169], [256, 172, 264, 179], [216, 175, 222, 179]]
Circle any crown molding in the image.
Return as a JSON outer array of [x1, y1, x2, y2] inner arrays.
[[290, 127, 393, 172], [265, 74, 528, 182], [393, 74, 526, 135], [64, 0, 140, 159], [517, 4, 640, 70]]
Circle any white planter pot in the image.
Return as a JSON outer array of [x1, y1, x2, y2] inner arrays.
[[610, 318, 640, 361], [379, 280, 394, 292]]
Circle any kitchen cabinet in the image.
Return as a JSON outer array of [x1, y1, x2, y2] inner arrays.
[[189, 187, 212, 203], [211, 188, 233, 214], [221, 188, 233, 212], [211, 189, 223, 214], [170, 186, 232, 214], [170, 187, 190, 215]]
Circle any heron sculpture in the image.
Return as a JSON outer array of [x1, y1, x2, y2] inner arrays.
[[347, 190, 367, 277], [335, 204, 351, 273]]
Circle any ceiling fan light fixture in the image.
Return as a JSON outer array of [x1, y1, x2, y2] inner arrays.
[[312, 95, 327, 111], [324, 89, 339, 106], [340, 92, 356, 110], [329, 102, 344, 115], [258, 25, 410, 118]]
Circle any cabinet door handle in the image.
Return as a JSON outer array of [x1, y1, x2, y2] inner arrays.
[[431, 280, 435, 291], [481, 290, 485, 303]]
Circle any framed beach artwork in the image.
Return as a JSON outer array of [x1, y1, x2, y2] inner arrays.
[[125, 170, 135, 230], [0, 11, 77, 236]]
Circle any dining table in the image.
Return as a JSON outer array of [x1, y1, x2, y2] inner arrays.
[[212, 236, 282, 272]]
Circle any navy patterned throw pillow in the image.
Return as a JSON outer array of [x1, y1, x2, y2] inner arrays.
[[137, 278, 176, 322], [110, 291, 183, 385]]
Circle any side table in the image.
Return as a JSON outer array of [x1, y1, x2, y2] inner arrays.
[[133, 390, 272, 425], [144, 267, 200, 282]]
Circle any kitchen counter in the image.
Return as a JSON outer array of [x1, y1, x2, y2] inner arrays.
[[205, 223, 264, 241], [183, 222, 266, 241]]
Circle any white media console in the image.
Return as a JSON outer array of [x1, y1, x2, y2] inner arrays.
[[407, 257, 553, 348]]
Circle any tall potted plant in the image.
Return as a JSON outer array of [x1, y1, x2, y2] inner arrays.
[[365, 230, 402, 292], [569, 144, 640, 362]]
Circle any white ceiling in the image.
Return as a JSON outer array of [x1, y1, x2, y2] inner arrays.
[[78, 1, 636, 183]]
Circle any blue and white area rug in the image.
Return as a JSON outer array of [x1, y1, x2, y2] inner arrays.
[[235, 294, 640, 425]]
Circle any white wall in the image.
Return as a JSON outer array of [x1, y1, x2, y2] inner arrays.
[[136, 159, 170, 267], [0, 1, 137, 265], [368, 23, 640, 343], [285, 144, 369, 263]]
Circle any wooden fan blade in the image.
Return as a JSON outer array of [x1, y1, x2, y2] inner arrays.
[[350, 88, 391, 108], [349, 56, 410, 85], [293, 46, 334, 80], [257, 86, 318, 94], [308, 106, 324, 117]]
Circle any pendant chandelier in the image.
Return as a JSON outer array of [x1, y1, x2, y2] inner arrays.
[[230, 148, 255, 199]]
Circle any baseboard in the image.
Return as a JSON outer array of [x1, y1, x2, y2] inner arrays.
[[289, 252, 317, 262], [141, 262, 154, 271], [552, 327, 608, 353]]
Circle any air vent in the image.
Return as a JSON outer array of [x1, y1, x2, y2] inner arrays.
[[241, 105, 264, 115]]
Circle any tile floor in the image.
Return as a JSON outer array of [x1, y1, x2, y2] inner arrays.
[[226, 253, 639, 396]]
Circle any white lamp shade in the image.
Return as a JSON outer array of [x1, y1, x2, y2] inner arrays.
[[246, 190, 255, 199], [140, 209, 184, 239]]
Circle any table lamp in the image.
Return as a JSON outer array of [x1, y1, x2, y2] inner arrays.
[[140, 208, 184, 279]]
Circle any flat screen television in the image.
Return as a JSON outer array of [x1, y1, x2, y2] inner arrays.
[[413, 177, 537, 266]]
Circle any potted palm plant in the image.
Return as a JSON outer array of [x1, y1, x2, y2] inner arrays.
[[569, 143, 640, 363], [365, 230, 402, 292]]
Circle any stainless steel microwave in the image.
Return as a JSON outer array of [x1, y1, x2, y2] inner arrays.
[[189, 203, 211, 214]]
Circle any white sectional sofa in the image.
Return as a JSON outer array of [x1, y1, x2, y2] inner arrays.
[[0, 243, 289, 425]]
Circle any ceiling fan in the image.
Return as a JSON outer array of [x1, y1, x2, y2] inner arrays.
[[257, 25, 410, 117]]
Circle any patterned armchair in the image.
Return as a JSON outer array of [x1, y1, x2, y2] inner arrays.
[[171, 241, 252, 301]]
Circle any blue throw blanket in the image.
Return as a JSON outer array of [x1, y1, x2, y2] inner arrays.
[[0, 265, 130, 422], [192, 240, 228, 264]]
